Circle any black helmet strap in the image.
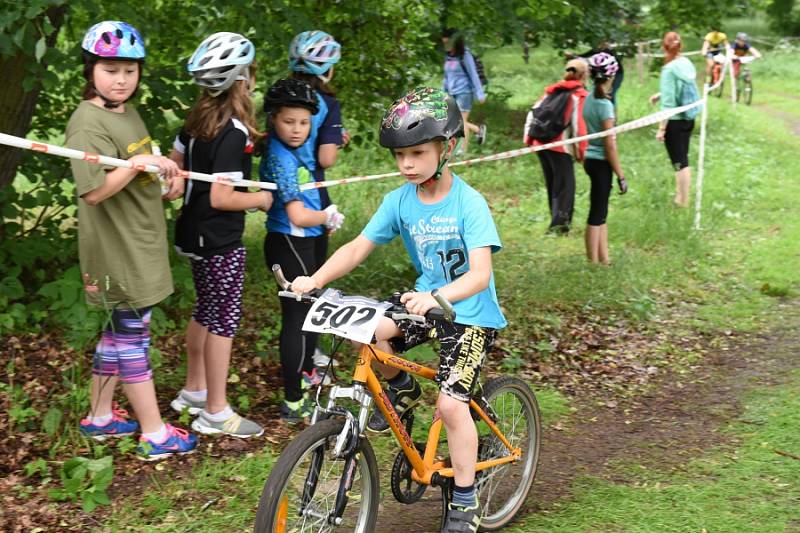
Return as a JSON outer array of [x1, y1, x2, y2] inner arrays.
[[421, 137, 459, 187]]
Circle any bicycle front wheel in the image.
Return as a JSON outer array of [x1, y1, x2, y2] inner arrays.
[[744, 78, 753, 105], [475, 376, 541, 531], [714, 76, 725, 97], [254, 418, 379, 533]]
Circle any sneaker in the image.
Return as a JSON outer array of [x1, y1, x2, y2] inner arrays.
[[313, 348, 339, 368], [79, 406, 139, 441], [280, 397, 314, 423], [477, 124, 487, 145], [302, 367, 331, 388], [170, 390, 206, 415], [442, 502, 481, 533], [136, 424, 198, 461], [191, 410, 264, 438], [366, 376, 422, 433]]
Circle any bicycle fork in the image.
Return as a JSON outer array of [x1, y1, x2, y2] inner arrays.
[[302, 382, 374, 525]]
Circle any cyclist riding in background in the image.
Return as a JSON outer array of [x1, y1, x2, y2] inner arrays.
[[702, 27, 729, 78], [730, 32, 762, 78]]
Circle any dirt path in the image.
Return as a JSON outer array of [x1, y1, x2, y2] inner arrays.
[[374, 301, 800, 531]]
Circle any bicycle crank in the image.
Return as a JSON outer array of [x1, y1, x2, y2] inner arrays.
[[390, 442, 428, 504]]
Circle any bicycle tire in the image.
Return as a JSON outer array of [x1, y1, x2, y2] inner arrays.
[[254, 418, 379, 533], [744, 78, 753, 105], [714, 76, 725, 98], [474, 376, 542, 531]]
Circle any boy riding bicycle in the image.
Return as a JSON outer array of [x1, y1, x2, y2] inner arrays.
[[291, 86, 506, 533], [731, 32, 762, 78], [702, 27, 729, 79]]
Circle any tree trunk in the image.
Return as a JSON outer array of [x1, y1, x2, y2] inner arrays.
[[0, 6, 66, 190]]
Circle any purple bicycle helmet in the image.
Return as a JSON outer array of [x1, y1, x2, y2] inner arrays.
[[588, 52, 619, 80]]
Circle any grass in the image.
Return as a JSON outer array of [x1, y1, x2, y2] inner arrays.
[[106, 37, 800, 530], [508, 370, 800, 533]]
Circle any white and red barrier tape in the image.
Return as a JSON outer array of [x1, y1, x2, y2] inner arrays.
[[0, 132, 277, 191]]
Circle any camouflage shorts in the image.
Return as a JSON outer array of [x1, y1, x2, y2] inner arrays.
[[390, 320, 497, 402]]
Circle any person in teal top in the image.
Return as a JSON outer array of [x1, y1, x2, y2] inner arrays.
[[291, 87, 504, 531], [649, 31, 698, 208], [582, 53, 627, 265]]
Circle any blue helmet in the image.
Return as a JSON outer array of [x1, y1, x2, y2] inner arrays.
[[289, 31, 341, 78], [82, 21, 145, 60]]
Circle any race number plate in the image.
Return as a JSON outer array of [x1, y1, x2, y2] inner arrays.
[[302, 289, 391, 344]]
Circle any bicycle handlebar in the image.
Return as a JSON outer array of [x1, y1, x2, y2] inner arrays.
[[271, 264, 455, 324]]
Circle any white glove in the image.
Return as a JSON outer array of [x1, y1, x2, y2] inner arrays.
[[324, 204, 345, 232]]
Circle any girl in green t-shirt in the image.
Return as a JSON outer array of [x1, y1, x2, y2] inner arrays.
[[65, 21, 196, 460]]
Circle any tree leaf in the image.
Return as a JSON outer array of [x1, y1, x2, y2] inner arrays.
[[34, 36, 46, 62]]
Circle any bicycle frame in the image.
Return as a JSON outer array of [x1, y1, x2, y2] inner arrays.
[[342, 342, 522, 486]]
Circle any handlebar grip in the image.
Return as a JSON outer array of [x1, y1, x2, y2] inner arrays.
[[272, 264, 290, 290], [425, 307, 448, 322]]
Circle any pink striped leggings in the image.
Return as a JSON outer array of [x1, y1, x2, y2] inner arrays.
[[92, 307, 153, 384]]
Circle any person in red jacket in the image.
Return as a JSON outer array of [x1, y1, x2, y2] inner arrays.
[[525, 59, 588, 234]]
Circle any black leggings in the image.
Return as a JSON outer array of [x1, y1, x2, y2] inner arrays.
[[264, 232, 326, 402], [664, 119, 695, 171], [536, 150, 575, 231], [584, 159, 613, 226]]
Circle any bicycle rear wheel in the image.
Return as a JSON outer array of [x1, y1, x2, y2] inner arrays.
[[474, 376, 541, 531], [254, 418, 379, 533]]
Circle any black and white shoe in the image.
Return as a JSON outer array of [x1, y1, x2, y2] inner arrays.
[[366, 376, 422, 433], [442, 502, 481, 533]]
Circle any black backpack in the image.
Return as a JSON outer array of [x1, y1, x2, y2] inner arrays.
[[526, 88, 575, 142], [460, 51, 488, 87]]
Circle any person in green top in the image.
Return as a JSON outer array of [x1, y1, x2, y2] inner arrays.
[[582, 52, 627, 265], [65, 21, 197, 460], [649, 31, 697, 208]]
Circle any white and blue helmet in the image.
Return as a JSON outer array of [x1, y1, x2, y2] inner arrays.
[[188, 32, 254, 96], [82, 21, 145, 60], [289, 30, 341, 80]]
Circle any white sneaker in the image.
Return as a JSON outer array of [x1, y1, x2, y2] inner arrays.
[[313, 348, 339, 368], [170, 390, 205, 415], [191, 410, 264, 438]]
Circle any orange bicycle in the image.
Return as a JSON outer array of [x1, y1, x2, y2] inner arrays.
[[254, 266, 541, 532]]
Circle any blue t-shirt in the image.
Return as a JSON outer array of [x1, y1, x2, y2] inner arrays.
[[362, 174, 506, 329], [260, 136, 322, 237], [583, 93, 615, 161]]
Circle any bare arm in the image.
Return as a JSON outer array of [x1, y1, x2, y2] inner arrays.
[[601, 118, 624, 179], [401, 247, 493, 315], [750, 46, 762, 59], [291, 235, 377, 293], [317, 143, 338, 169], [285, 200, 328, 227], [81, 154, 179, 205], [210, 182, 272, 211]]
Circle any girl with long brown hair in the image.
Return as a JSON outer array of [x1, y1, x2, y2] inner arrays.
[[169, 32, 272, 438]]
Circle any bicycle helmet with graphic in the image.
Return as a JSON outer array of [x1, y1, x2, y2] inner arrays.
[[289, 31, 341, 80], [264, 78, 319, 114], [187, 32, 255, 96], [379, 87, 463, 149], [81, 21, 145, 61], [588, 52, 619, 81], [736, 32, 749, 42]]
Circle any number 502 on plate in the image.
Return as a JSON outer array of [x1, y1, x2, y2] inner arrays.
[[302, 289, 391, 344]]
